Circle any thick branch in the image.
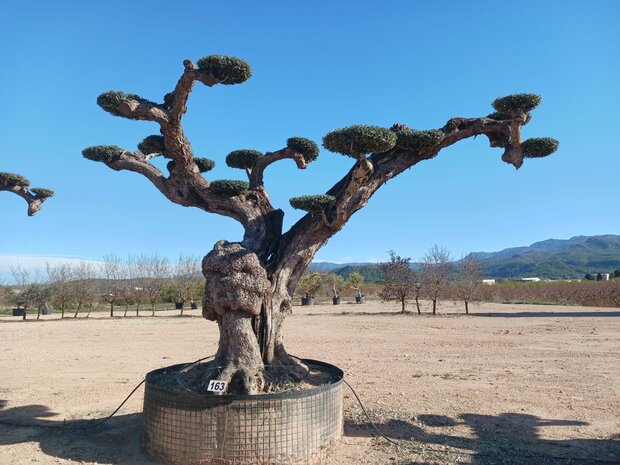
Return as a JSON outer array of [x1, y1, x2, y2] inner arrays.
[[249, 148, 307, 189], [270, 115, 522, 294], [0, 175, 52, 216], [117, 98, 169, 125]]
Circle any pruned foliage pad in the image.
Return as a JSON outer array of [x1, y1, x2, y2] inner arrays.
[[395, 129, 444, 152], [197, 55, 252, 85], [522, 137, 559, 158], [492, 93, 541, 115], [290, 195, 336, 214], [0, 172, 30, 187], [323, 125, 397, 158], [287, 137, 320, 163], [138, 135, 165, 155], [82, 145, 124, 163], [210, 179, 249, 196], [194, 157, 215, 173], [31, 188, 54, 198], [97, 91, 151, 117], [226, 150, 263, 169]]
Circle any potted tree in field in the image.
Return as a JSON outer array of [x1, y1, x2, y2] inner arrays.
[[328, 273, 345, 305], [297, 272, 322, 305], [83, 54, 557, 464], [348, 271, 366, 304]]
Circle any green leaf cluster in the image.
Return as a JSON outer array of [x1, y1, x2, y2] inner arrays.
[[31, 188, 54, 198], [226, 149, 263, 169], [194, 157, 215, 173], [138, 135, 165, 154], [396, 129, 444, 152], [492, 94, 541, 115], [323, 125, 396, 158], [97, 91, 146, 117], [289, 195, 336, 214], [522, 137, 559, 158], [0, 172, 29, 187], [287, 137, 319, 163], [210, 179, 249, 196], [82, 145, 124, 163], [196, 55, 252, 85]]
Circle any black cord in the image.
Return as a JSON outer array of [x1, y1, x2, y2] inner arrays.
[[0, 355, 214, 430]]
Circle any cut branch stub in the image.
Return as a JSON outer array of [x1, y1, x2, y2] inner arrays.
[[286, 137, 319, 163], [395, 129, 445, 152], [0, 172, 30, 187], [210, 179, 249, 196], [138, 135, 165, 155], [196, 55, 252, 85], [202, 241, 270, 320], [522, 137, 559, 158], [323, 125, 397, 159], [82, 145, 124, 163], [290, 195, 336, 214], [492, 93, 541, 115], [226, 149, 263, 169], [194, 157, 215, 173]]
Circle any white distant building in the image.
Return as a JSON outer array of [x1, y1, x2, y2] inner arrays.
[[599, 273, 610, 281], [481, 279, 496, 285], [520, 277, 541, 282]]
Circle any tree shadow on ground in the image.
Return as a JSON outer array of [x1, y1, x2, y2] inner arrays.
[[0, 401, 152, 464], [472, 310, 620, 318], [345, 410, 620, 465]]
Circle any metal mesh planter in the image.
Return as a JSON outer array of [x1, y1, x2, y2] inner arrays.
[[141, 359, 343, 465]]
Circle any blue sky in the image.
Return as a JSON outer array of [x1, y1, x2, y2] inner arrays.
[[1, 0, 618, 277]]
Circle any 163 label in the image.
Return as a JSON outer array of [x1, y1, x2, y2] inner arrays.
[[207, 380, 228, 393]]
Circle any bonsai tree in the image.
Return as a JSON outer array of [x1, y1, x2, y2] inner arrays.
[[297, 272, 322, 300], [83, 54, 558, 394], [348, 272, 365, 300], [0, 172, 53, 215]]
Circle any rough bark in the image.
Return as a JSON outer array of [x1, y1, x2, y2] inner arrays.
[[86, 57, 552, 394]]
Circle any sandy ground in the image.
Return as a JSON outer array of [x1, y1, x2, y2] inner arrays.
[[1, 300, 619, 465]]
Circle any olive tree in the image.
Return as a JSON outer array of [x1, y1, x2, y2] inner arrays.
[[0, 172, 53, 215], [84, 54, 558, 394]]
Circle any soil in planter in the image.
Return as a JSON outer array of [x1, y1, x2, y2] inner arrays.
[[151, 360, 337, 395]]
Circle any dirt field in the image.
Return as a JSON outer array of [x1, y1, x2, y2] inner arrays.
[[1, 300, 619, 465]]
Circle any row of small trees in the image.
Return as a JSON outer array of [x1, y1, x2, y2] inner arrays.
[[1, 255, 204, 319], [378, 246, 481, 314]]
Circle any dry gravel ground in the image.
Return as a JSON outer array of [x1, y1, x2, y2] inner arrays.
[[1, 300, 619, 465]]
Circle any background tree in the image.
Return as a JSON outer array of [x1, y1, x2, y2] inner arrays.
[[46, 262, 74, 319], [171, 255, 201, 316], [297, 272, 322, 300], [137, 254, 171, 316], [71, 262, 98, 318], [84, 54, 557, 394], [327, 273, 345, 300], [379, 251, 417, 313], [456, 254, 482, 314], [348, 272, 365, 299], [127, 256, 147, 316], [0, 172, 53, 216], [9, 265, 44, 320], [101, 255, 122, 317], [421, 245, 453, 315]]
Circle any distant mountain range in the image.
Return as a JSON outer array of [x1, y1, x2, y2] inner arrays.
[[310, 235, 620, 281]]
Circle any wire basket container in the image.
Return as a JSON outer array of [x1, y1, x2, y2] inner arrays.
[[141, 359, 343, 465]]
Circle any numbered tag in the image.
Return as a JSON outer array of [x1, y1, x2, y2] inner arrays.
[[207, 380, 228, 393]]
